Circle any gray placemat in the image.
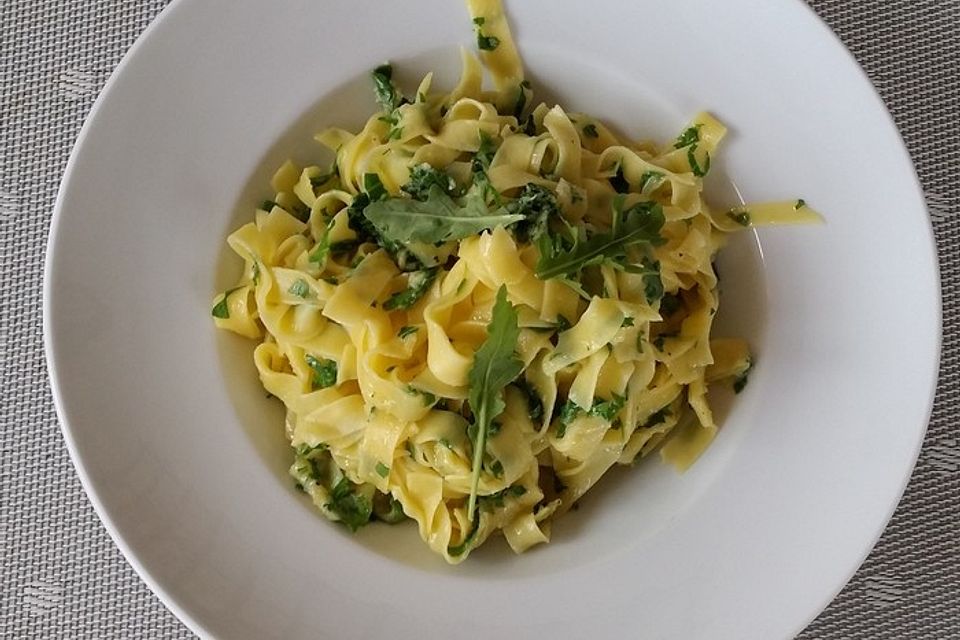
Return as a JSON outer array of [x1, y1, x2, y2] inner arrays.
[[1, 0, 957, 637]]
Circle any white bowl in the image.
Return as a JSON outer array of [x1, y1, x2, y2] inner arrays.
[[44, 0, 940, 638]]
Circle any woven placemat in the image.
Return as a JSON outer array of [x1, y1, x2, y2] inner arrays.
[[1, 1, 957, 637]]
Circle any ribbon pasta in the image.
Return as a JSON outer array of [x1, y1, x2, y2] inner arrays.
[[211, 0, 819, 563]]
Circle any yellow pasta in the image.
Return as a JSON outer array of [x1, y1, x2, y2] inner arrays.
[[211, 0, 820, 563]]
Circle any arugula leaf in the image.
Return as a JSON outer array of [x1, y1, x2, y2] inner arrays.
[[466, 285, 523, 520], [582, 123, 599, 138], [371, 64, 405, 113], [211, 287, 241, 319], [508, 183, 558, 243], [383, 269, 437, 310], [362, 185, 523, 245], [401, 164, 459, 201], [305, 355, 337, 389], [326, 477, 373, 532], [674, 124, 702, 149], [535, 198, 665, 280]]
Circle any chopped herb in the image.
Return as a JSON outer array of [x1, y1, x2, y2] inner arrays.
[[513, 81, 530, 118], [507, 183, 558, 243], [288, 278, 310, 298], [471, 131, 500, 203], [310, 169, 335, 188], [260, 199, 279, 212], [638, 170, 664, 192], [211, 287, 241, 319], [402, 164, 459, 201], [447, 510, 481, 557], [383, 269, 437, 310], [674, 124, 702, 149], [363, 186, 521, 245], [305, 355, 337, 389], [406, 385, 437, 406], [642, 407, 671, 428], [251, 261, 260, 285], [375, 462, 390, 478], [794, 198, 807, 210], [687, 144, 711, 177], [489, 459, 504, 477], [621, 317, 635, 328], [474, 18, 500, 51], [535, 197, 665, 280], [466, 286, 523, 520], [582, 123, 599, 138], [371, 64, 405, 113], [308, 220, 335, 264], [727, 209, 751, 226], [326, 477, 373, 532], [487, 420, 502, 437], [554, 315, 572, 331], [513, 378, 544, 421], [590, 393, 626, 421], [478, 484, 526, 511], [398, 325, 419, 339], [372, 492, 406, 523]]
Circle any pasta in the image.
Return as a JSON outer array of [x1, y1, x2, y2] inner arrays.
[[211, 0, 820, 563]]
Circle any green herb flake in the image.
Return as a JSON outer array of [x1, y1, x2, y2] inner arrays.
[[507, 183, 559, 243], [674, 124, 702, 149], [371, 64, 405, 113], [398, 325, 419, 339], [474, 19, 500, 51], [590, 393, 626, 422], [582, 123, 599, 138], [727, 209, 751, 227], [621, 317, 635, 328], [260, 199, 279, 212], [383, 269, 437, 310], [288, 278, 310, 298], [375, 462, 390, 478], [402, 164, 458, 201], [642, 407, 671, 428], [325, 477, 373, 532], [794, 198, 807, 210], [305, 355, 338, 390], [687, 144, 711, 177], [466, 286, 523, 520], [211, 287, 241, 319], [490, 459, 504, 478], [638, 170, 664, 192]]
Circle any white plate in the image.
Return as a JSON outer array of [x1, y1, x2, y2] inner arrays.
[[44, 0, 940, 638]]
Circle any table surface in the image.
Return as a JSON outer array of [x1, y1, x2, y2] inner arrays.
[[2, 1, 958, 638]]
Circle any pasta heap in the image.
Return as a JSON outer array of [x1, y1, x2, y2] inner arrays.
[[211, 0, 819, 563]]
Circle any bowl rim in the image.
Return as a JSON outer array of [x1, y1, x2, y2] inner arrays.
[[42, 0, 942, 637]]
